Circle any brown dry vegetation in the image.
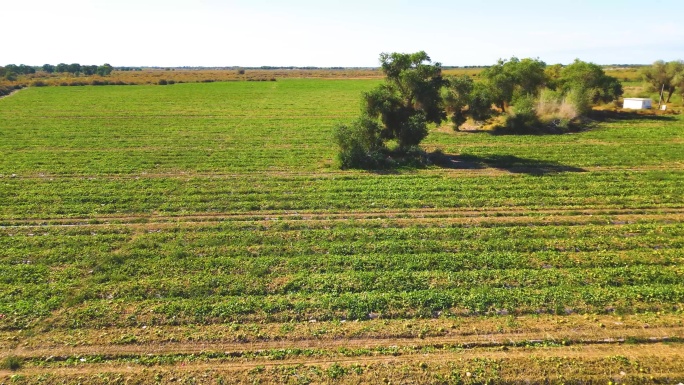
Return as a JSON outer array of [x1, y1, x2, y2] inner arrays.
[[0, 68, 385, 89], [2, 314, 683, 384]]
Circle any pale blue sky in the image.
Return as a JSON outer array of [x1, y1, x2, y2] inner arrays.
[[4, 0, 683, 67]]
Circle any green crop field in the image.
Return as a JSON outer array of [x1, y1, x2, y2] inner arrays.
[[1, 80, 684, 384]]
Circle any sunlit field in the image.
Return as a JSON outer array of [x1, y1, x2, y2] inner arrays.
[[1, 79, 684, 384]]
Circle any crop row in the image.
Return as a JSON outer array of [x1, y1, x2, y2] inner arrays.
[[1, 171, 683, 219], [1, 216, 682, 329], [3, 282, 683, 330], [2, 220, 681, 261]]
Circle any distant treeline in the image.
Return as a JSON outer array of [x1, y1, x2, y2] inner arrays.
[[147, 66, 379, 71], [0, 63, 134, 79]]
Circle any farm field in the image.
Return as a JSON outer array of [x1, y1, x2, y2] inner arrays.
[[1, 79, 684, 384]]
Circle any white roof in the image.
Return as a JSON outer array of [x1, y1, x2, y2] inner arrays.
[[623, 98, 652, 101]]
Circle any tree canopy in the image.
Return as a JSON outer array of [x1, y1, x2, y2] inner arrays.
[[335, 53, 625, 168], [479, 57, 546, 112], [555, 59, 623, 104], [364, 51, 446, 149], [641, 60, 684, 103], [334, 51, 446, 168]]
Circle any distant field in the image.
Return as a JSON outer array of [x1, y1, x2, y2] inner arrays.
[[1, 80, 684, 384]]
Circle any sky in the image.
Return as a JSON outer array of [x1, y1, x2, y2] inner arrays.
[[4, 0, 684, 67]]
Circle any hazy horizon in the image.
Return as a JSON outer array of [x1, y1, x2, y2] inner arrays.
[[4, 0, 684, 67]]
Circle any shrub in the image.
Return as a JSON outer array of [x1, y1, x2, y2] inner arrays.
[[1, 355, 22, 371], [505, 94, 539, 131], [0, 86, 13, 97], [30, 80, 47, 87], [564, 87, 591, 117], [167, 80, 175, 85], [158, 79, 168, 85], [237, 69, 245, 75], [334, 115, 385, 169]]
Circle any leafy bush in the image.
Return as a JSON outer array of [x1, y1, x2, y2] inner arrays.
[[0, 85, 23, 97], [1, 355, 22, 371], [30, 80, 48, 87], [505, 94, 539, 132], [334, 116, 385, 169], [158, 79, 168, 85], [564, 87, 591, 117]]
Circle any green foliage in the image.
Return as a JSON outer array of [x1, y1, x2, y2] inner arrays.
[[564, 86, 591, 117], [67, 63, 81, 76], [480, 57, 546, 112], [363, 51, 445, 149], [3, 64, 35, 75], [505, 94, 539, 132], [468, 82, 496, 122], [491, 59, 622, 133], [97, 63, 114, 76], [444, 75, 474, 129], [641, 60, 684, 103], [333, 115, 384, 169], [336, 51, 446, 167], [556, 59, 623, 104], [1, 355, 23, 371]]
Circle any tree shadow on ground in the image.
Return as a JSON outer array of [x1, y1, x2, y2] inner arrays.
[[432, 153, 586, 176], [589, 109, 679, 122], [461, 109, 679, 137]]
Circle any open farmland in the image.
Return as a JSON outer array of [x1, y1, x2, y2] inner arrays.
[[1, 80, 684, 384]]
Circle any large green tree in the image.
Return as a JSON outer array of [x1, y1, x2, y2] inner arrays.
[[97, 63, 114, 76], [334, 51, 446, 168], [443, 75, 474, 129], [479, 57, 546, 112], [556, 59, 622, 104], [67, 63, 82, 76], [363, 51, 446, 149], [642, 60, 684, 103], [675, 70, 684, 104], [55, 63, 68, 73]]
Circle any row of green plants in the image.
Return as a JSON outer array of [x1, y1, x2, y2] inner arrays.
[[1, 170, 682, 219], [3, 283, 682, 330], [1, 216, 682, 329]]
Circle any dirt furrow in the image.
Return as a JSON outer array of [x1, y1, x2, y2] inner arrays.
[[5, 326, 682, 360], [3, 207, 684, 228], [3, 164, 684, 180], [3, 342, 683, 378]]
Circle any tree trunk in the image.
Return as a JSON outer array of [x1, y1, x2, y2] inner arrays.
[[666, 87, 675, 103]]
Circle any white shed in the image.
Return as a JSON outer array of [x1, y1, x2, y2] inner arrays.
[[623, 98, 652, 110]]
